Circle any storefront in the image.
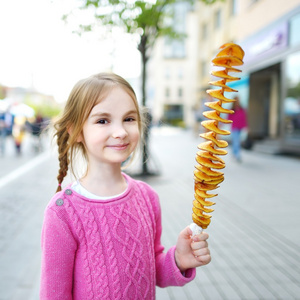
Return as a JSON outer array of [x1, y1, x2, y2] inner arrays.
[[162, 104, 184, 127], [240, 7, 300, 154]]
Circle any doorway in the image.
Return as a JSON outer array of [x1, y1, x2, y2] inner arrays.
[[248, 63, 281, 140]]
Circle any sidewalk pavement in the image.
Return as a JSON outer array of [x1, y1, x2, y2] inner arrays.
[[0, 127, 299, 299], [0, 133, 47, 179], [132, 126, 300, 300]]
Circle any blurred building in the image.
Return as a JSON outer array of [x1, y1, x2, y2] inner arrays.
[[147, 2, 198, 127], [148, 0, 300, 154]]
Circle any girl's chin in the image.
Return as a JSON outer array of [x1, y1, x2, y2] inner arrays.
[[105, 154, 131, 164]]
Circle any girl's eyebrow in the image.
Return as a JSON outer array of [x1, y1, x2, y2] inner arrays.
[[90, 110, 138, 119], [90, 112, 110, 119], [125, 110, 138, 116]]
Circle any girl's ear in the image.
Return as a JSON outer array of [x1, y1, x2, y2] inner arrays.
[[76, 133, 83, 143], [68, 126, 83, 143]]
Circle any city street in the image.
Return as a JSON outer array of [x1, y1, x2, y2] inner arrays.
[[0, 127, 299, 300]]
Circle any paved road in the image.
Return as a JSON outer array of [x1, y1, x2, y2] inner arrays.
[[0, 134, 57, 300], [147, 127, 300, 300], [0, 128, 299, 299]]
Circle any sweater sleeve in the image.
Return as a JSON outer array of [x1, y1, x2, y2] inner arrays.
[[40, 206, 77, 299], [151, 191, 196, 287]]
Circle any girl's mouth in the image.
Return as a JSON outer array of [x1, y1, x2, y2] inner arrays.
[[108, 143, 129, 150]]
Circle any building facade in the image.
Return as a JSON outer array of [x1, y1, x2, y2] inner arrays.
[[236, 0, 300, 154], [147, 2, 199, 127], [148, 0, 300, 154]]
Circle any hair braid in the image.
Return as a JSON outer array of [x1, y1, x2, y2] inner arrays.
[[55, 129, 70, 192]]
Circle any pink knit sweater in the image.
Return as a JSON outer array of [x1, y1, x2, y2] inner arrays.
[[40, 173, 196, 299]]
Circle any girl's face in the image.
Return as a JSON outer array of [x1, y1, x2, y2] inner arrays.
[[79, 86, 140, 167]]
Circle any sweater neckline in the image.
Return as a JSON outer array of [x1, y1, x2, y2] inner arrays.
[[65, 172, 133, 204]]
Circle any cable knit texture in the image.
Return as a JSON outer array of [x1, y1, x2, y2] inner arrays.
[[40, 173, 196, 299]]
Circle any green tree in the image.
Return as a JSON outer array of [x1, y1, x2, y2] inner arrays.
[[64, 0, 218, 175], [288, 82, 300, 98]]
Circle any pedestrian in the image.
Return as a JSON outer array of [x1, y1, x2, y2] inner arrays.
[[228, 96, 248, 162], [40, 73, 211, 299], [0, 112, 7, 155], [0, 109, 13, 155], [12, 116, 26, 155], [30, 111, 45, 152]]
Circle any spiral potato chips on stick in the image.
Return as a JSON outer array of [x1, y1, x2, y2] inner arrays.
[[191, 43, 245, 232]]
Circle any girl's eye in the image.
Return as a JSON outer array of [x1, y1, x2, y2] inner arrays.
[[97, 119, 108, 124], [125, 117, 136, 122]]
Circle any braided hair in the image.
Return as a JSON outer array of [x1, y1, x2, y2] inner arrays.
[[53, 73, 144, 193]]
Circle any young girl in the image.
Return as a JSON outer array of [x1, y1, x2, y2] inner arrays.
[[40, 73, 211, 299]]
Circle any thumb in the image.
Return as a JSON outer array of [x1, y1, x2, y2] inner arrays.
[[180, 226, 193, 239]]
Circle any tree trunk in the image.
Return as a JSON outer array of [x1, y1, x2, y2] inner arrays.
[[139, 35, 153, 175], [141, 40, 147, 107]]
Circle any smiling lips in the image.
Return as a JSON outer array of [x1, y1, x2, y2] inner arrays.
[[108, 143, 129, 150]]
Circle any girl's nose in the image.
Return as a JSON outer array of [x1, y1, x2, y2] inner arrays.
[[112, 123, 128, 139]]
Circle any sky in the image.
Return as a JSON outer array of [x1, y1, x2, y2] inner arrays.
[[0, 0, 141, 103]]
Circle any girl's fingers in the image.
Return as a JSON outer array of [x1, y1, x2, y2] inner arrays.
[[190, 231, 211, 266], [193, 246, 210, 257], [192, 232, 209, 242], [195, 253, 211, 265], [191, 240, 208, 250]]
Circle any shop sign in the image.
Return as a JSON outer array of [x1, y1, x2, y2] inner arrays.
[[242, 22, 288, 64]]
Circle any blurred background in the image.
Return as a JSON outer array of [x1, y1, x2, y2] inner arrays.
[[0, 0, 300, 299], [1, 0, 300, 156]]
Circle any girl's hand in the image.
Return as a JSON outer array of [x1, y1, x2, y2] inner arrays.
[[174, 226, 211, 272]]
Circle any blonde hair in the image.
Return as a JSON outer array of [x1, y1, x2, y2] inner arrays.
[[53, 73, 144, 192]]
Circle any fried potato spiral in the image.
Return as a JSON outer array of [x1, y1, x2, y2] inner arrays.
[[192, 43, 245, 229]]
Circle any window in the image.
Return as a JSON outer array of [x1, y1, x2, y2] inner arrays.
[[165, 87, 170, 98], [163, 2, 188, 58], [178, 87, 183, 98], [164, 38, 186, 58], [290, 13, 300, 47], [230, 0, 237, 16], [165, 67, 171, 79], [163, 104, 184, 126], [178, 67, 183, 79], [202, 23, 208, 40], [214, 9, 221, 30], [285, 51, 300, 140]]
